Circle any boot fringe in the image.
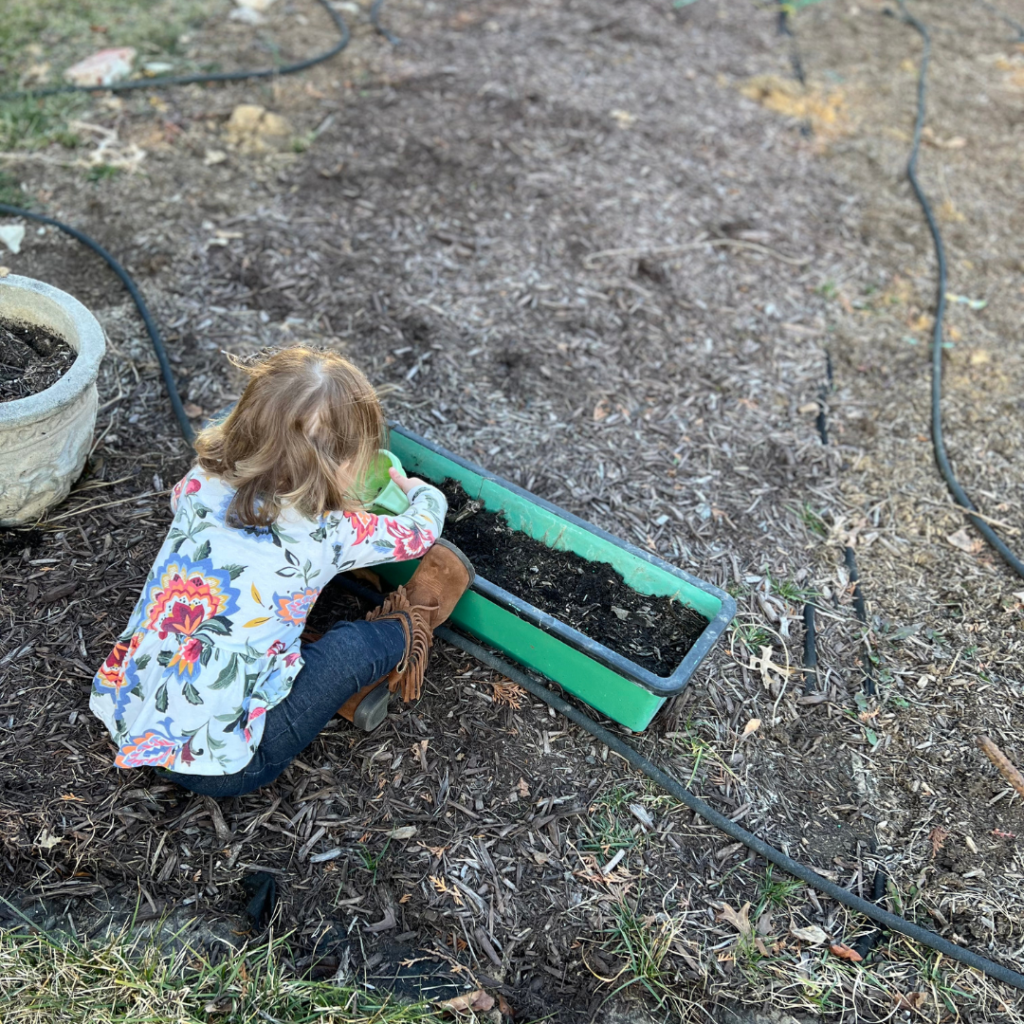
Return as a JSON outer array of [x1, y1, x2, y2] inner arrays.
[[366, 587, 432, 703]]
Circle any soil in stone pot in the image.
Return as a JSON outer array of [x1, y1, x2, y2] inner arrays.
[[0, 318, 76, 403]]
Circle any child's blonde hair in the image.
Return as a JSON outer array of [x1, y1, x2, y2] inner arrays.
[[195, 346, 386, 527]]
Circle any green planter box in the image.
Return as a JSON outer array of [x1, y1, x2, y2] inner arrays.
[[375, 424, 735, 732]]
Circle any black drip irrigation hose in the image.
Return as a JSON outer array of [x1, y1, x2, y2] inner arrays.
[[0, 204, 195, 445], [3, 0, 1024, 999], [975, 0, 1024, 40], [804, 311, 887, 949], [800, 603, 817, 694], [0, 0, 352, 102], [776, 1, 807, 86], [332, 570, 1024, 991], [435, 628, 1024, 992], [0, 0, 397, 442], [369, 0, 401, 46], [898, 0, 1024, 580]]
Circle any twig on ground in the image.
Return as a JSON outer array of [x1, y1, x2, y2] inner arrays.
[[978, 736, 1024, 801]]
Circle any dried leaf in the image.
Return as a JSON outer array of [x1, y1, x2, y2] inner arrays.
[[430, 875, 463, 906], [517, 777, 530, 797], [895, 991, 929, 1010], [749, 646, 788, 688], [741, 718, 761, 737], [715, 901, 752, 938], [946, 528, 982, 554], [387, 825, 418, 840], [492, 681, 525, 709], [830, 942, 863, 962], [437, 989, 495, 1013], [929, 826, 949, 860], [34, 829, 62, 851], [790, 923, 828, 945]]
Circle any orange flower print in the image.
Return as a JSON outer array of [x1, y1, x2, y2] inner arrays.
[[115, 721, 184, 769], [344, 510, 379, 545], [385, 519, 432, 560], [93, 632, 144, 717], [97, 640, 129, 687], [274, 587, 321, 626], [141, 555, 239, 639], [167, 636, 204, 675]]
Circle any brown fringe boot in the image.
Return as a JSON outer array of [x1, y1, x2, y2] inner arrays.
[[366, 539, 475, 705], [337, 603, 415, 731]]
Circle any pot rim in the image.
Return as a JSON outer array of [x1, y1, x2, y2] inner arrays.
[[0, 273, 106, 427]]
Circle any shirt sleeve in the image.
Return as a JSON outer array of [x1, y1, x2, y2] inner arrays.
[[325, 483, 449, 573]]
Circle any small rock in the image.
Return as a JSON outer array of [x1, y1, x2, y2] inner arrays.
[[228, 104, 266, 134], [142, 61, 174, 75], [235, 0, 277, 9], [0, 225, 25, 255], [229, 7, 266, 24], [611, 606, 630, 620], [260, 112, 292, 138], [224, 104, 294, 153], [64, 47, 136, 87], [204, 149, 228, 166]]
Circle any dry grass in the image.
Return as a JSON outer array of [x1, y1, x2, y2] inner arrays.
[[0, 925, 456, 1024]]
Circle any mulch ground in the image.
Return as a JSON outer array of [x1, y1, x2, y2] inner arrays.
[[1, 0, 1023, 1020]]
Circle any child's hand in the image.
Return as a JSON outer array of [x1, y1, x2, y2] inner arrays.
[[389, 466, 429, 495]]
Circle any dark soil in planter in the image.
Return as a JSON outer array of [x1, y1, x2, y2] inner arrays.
[[0, 318, 76, 402], [435, 478, 708, 677]]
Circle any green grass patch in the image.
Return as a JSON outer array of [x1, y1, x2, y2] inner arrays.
[[753, 865, 803, 919], [795, 502, 829, 538], [0, 170, 26, 205], [0, 0, 226, 150], [85, 162, 122, 182], [765, 572, 815, 604], [599, 898, 693, 1018], [579, 785, 639, 855], [731, 621, 774, 655], [0, 927, 453, 1024]]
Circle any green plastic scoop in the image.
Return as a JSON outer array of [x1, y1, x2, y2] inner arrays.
[[360, 449, 410, 516]]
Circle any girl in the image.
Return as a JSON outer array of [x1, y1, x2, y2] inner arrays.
[[89, 347, 474, 797]]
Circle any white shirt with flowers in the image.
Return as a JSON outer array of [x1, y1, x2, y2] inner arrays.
[[89, 468, 447, 776]]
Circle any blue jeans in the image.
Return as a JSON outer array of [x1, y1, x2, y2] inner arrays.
[[162, 617, 406, 797]]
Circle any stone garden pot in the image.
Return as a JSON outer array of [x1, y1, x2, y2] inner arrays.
[[0, 274, 106, 525]]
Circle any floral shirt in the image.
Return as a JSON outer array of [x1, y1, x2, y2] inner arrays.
[[90, 469, 447, 776]]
